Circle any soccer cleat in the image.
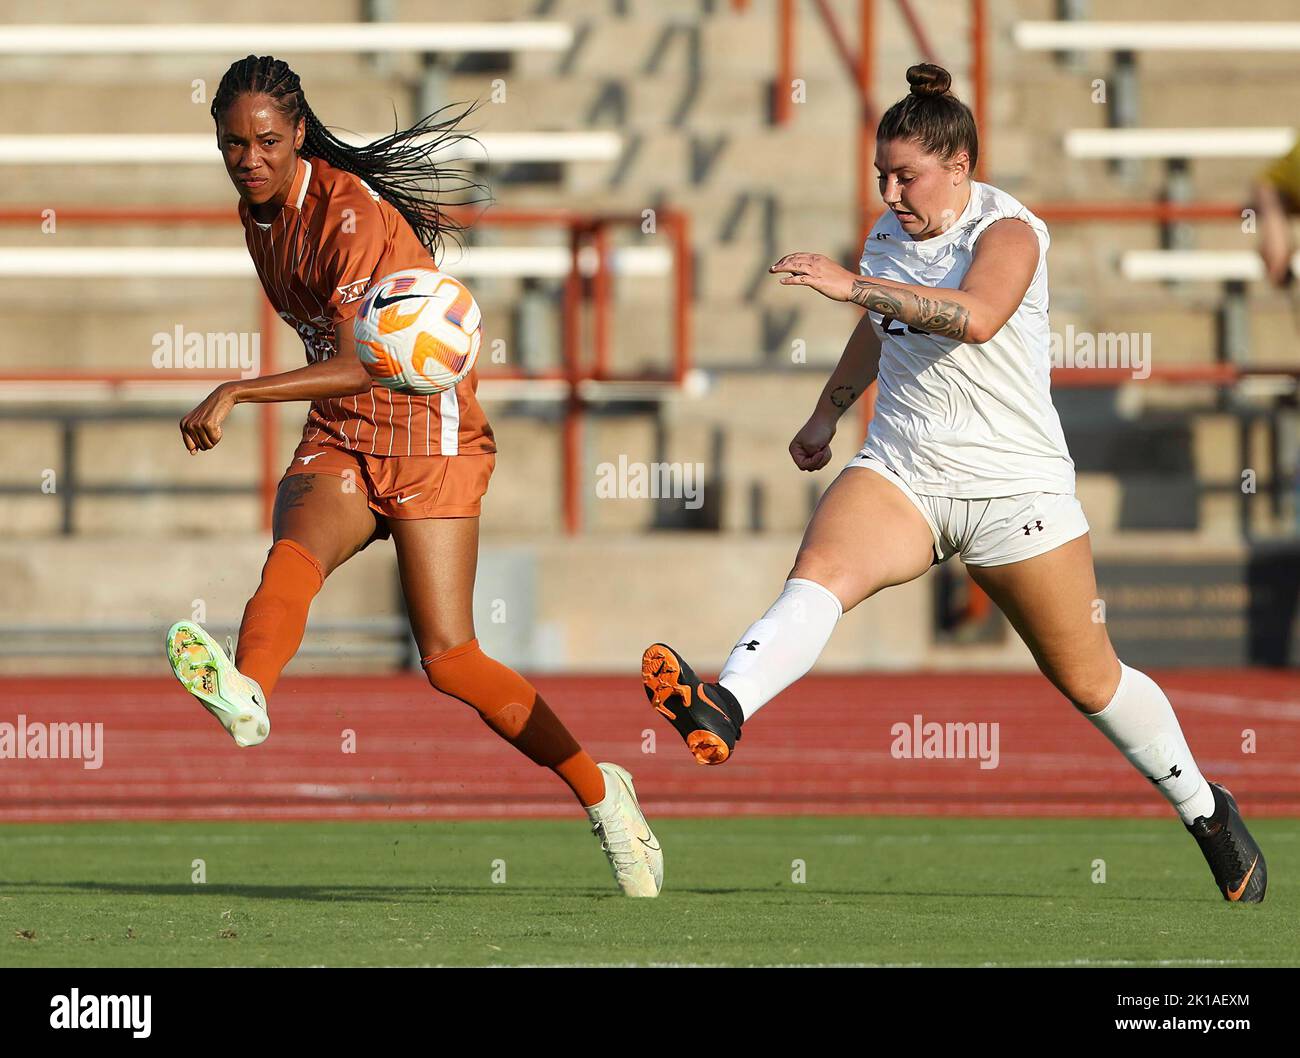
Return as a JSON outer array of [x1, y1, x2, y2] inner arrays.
[[166, 621, 270, 748], [1186, 782, 1267, 903], [586, 763, 662, 898], [642, 643, 742, 765]]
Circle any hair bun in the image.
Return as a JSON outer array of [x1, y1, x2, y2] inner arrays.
[[906, 63, 951, 98]]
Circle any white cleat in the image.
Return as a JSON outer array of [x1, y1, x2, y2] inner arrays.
[[165, 621, 270, 748], [586, 762, 663, 897]]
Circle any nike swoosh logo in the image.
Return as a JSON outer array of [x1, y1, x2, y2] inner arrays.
[[615, 773, 658, 850], [697, 684, 733, 724], [396, 493, 421, 504], [1226, 855, 1259, 901], [374, 291, 423, 310]]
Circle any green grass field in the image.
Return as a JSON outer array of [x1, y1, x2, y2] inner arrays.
[[1, 817, 1293, 967]]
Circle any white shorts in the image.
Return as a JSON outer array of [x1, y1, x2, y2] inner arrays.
[[845, 453, 1090, 567]]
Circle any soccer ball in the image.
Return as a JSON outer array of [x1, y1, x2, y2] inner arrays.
[[353, 268, 482, 395]]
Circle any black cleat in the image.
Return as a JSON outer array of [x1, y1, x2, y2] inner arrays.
[[642, 643, 742, 765], [1186, 782, 1267, 903]]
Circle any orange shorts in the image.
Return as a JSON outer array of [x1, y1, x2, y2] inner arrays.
[[283, 439, 495, 520]]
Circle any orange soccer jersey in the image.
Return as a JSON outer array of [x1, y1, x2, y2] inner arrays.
[[240, 155, 495, 457]]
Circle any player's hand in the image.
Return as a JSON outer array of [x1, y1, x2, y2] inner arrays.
[[790, 413, 836, 472], [179, 383, 238, 453], [770, 252, 857, 302]]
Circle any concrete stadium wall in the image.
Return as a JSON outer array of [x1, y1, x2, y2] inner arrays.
[[4, 531, 1293, 676]]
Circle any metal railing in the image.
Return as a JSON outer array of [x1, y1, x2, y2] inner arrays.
[[0, 204, 693, 535], [764, 0, 988, 243]]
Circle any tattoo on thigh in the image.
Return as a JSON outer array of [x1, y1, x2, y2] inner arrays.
[[275, 474, 315, 521]]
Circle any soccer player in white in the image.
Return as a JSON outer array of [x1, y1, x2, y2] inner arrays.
[[642, 64, 1265, 903]]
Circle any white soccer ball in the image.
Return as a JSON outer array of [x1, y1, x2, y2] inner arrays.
[[353, 267, 482, 395]]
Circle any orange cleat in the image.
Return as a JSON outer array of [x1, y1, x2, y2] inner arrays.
[[642, 643, 743, 765]]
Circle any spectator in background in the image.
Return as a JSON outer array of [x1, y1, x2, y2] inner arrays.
[[1254, 137, 1300, 287]]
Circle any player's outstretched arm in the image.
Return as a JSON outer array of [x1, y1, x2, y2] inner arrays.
[[178, 325, 371, 453], [789, 310, 881, 473], [770, 218, 1038, 344]]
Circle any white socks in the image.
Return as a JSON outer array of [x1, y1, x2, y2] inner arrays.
[[716, 585, 1215, 826], [718, 578, 842, 721], [1086, 663, 1216, 824]]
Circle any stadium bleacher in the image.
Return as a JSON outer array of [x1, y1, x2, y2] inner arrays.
[[1, 0, 1297, 673]]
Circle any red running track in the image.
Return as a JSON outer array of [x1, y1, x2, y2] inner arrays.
[[0, 671, 1297, 821]]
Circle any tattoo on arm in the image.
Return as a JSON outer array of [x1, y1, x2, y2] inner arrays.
[[829, 385, 857, 410], [849, 280, 971, 340]]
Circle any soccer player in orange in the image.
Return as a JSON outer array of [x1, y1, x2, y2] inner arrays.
[[165, 55, 660, 897]]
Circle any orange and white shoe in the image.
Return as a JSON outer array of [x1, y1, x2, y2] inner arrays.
[[165, 621, 269, 748], [586, 763, 662, 897]]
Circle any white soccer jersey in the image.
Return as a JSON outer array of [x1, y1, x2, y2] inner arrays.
[[857, 180, 1075, 497]]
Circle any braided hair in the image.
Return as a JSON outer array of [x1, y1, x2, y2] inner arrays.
[[211, 54, 490, 260]]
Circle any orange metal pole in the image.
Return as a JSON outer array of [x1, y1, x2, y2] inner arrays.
[[858, 0, 877, 246], [972, 0, 988, 181], [775, 0, 795, 125], [0, 201, 1249, 229], [592, 221, 611, 380], [1031, 201, 1242, 222], [965, 580, 992, 621], [851, 1, 875, 417], [892, 0, 938, 63], [562, 224, 585, 534], [672, 211, 693, 385], [815, 0, 863, 77], [563, 395, 582, 535], [0, 206, 235, 224], [0, 371, 245, 382]]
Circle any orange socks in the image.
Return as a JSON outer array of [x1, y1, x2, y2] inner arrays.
[[235, 550, 607, 809], [234, 539, 325, 698], [422, 639, 608, 807]]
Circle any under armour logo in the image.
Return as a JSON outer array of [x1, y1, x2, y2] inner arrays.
[[1148, 765, 1183, 786], [1021, 520, 1044, 536], [738, 640, 760, 651]]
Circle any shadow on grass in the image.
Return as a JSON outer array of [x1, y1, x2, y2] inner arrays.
[[0, 880, 1212, 904]]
